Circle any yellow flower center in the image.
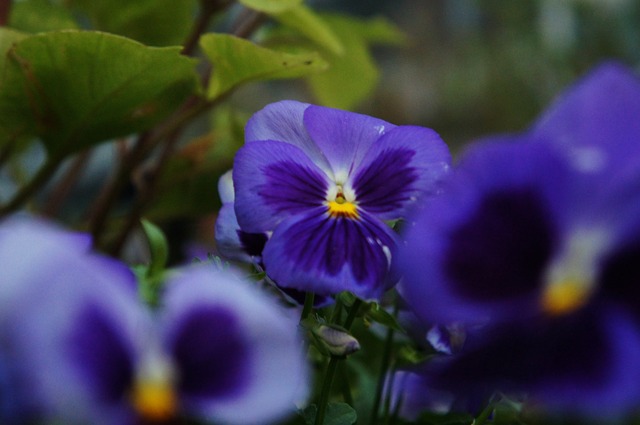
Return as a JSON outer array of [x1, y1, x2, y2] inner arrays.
[[541, 278, 591, 316], [327, 188, 359, 219], [131, 379, 178, 421]]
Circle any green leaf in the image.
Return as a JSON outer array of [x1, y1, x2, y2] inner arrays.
[[0, 28, 26, 68], [301, 14, 406, 109], [0, 31, 198, 156], [141, 219, 169, 279], [10, 0, 79, 33], [69, 0, 197, 46], [365, 303, 404, 332], [346, 15, 406, 45], [138, 219, 169, 307], [200, 33, 328, 100], [305, 14, 379, 109], [273, 4, 344, 55], [238, 0, 301, 14], [301, 403, 357, 425]]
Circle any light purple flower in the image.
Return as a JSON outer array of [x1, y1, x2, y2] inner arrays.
[[0, 216, 308, 424], [233, 101, 451, 300]]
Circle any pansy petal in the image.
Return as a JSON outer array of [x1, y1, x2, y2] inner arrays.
[[0, 216, 147, 425], [217, 169, 235, 204], [351, 125, 450, 220], [532, 62, 640, 180], [233, 140, 330, 232], [429, 308, 640, 417], [244, 100, 332, 173], [398, 141, 571, 324], [303, 104, 395, 177], [161, 266, 308, 425], [215, 203, 267, 263], [263, 208, 397, 300]]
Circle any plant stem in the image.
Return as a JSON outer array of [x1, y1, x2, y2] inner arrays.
[[301, 292, 315, 321], [343, 299, 362, 329], [181, 0, 233, 56], [371, 301, 399, 425], [0, 156, 62, 217], [0, 0, 11, 26], [315, 356, 339, 425], [315, 299, 362, 425], [42, 149, 92, 217]]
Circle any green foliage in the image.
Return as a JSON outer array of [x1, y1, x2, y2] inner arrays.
[[300, 14, 405, 109], [200, 33, 328, 100], [68, 0, 197, 46], [301, 403, 357, 425], [239, 0, 302, 14], [10, 0, 79, 33], [273, 4, 344, 55], [363, 302, 404, 331], [138, 219, 169, 306], [0, 31, 198, 157]]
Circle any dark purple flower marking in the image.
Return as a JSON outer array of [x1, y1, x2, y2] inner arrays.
[[169, 306, 249, 401], [233, 101, 450, 299]]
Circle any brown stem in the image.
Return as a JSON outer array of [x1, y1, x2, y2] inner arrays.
[[0, 156, 62, 217], [87, 133, 153, 246], [181, 0, 233, 56], [106, 130, 181, 257], [0, 0, 11, 26], [42, 149, 92, 218], [231, 8, 267, 38]]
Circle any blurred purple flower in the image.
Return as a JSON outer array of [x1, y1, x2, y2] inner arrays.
[[233, 101, 450, 300], [398, 62, 640, 417], [0, 216, 308, 424]]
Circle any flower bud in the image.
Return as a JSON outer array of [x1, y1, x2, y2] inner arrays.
[[314, 325, 361, 357]]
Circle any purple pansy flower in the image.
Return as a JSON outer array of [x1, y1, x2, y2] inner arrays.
[[215, 169, 269, 264], [0, 216, 308, 424], [215, 169, 332, 307], [233, 101, 451, 300], [398, 62, 640, 417]]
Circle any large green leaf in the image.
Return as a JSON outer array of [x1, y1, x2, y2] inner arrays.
[[273, 4, 344, 55], [200, 33, 328, 100], [9, 0, 79, 33], [306, 15, 379, 109], [69, 0, 196, 46], [238, 0, 301, 14], [0, 28, 26, 68], [305, 14, 406, 109], [0, 31, 198, 156]]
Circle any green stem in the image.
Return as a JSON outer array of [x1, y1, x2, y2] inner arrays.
[[0, 156, 62, 217], [314, 299, 362, 425], [315, 356, 339, 425], [338, 361, 353, 406], [371, 301, 399, 425], [343, 298, 362, 329], [301, 292, 315, 322]]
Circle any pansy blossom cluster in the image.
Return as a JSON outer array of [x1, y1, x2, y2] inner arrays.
[[0, 216, 307, 425], [398, 63, 640, 418]]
